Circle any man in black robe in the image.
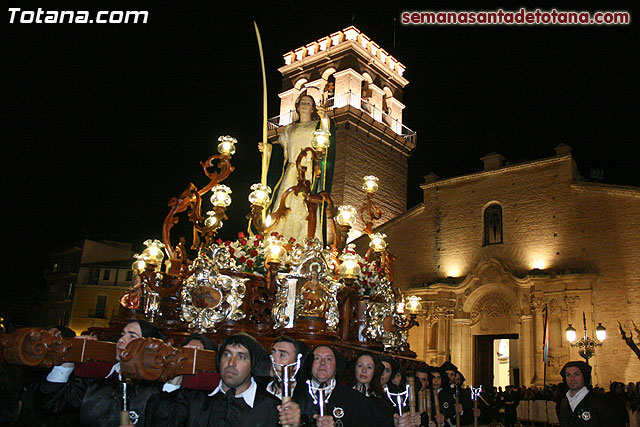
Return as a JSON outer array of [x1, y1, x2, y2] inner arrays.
[[452, 368, 480, 426], [147, 332, 299, 427], [293, 344, 390, 427], [441, 361, 473, 425], [427, 367, 456, 426], [555, 360, 613, 426], [38, 319, 165, 426], [502, 385, 519, 427], [261, 335, 309, 400]]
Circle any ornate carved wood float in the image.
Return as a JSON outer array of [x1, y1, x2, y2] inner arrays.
[[0, 137, 426, 380]]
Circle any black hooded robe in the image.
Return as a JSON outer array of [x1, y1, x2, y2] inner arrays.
[[146, 385, 280, 427], [38, 371, 161, 427], [293, 381, 381, 427]]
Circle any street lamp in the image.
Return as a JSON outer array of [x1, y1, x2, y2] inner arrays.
[[565, 311, 606, 364]]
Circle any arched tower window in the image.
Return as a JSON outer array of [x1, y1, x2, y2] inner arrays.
[[483, 204, 503, 246]]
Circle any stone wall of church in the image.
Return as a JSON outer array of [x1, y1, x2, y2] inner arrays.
[[376, 153, 640, 384], [567, 185, 640, 382]]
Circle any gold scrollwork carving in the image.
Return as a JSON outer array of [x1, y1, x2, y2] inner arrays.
[[180, 246, 247, 332]]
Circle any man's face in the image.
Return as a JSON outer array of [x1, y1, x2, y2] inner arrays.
[[416, 372, 429, 391], [380, 361, 392, 385], [565, 367, 585, 391], [446, 369, 456, 384], [116, 322, 142, 361], [455, 372, 463, 386], [219, 343, 252, 392], [311, 346, 336, 384], [432, 372, 442, 389], [271, 341, 297, 377]]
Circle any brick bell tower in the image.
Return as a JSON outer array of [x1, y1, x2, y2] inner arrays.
[[267, 26, 416, 238]]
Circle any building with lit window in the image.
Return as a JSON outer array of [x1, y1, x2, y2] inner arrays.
[[373, 144, 640, 386], [43, 239, 134, 333]]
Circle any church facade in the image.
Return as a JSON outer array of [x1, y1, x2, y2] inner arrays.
[[373, 146, 640, 386], [269, 26, 639, 386]]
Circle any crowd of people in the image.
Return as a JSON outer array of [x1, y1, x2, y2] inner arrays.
[[1, 319, 638, 426], [468, 380, 640, 426]]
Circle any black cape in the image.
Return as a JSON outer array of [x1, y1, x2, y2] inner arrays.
[[556, 389, 614, 426], [39, 373, 161, 427], [293, 382, 381, 427], [146, 385, 280, 427]]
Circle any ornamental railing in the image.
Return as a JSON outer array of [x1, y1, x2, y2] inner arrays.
[[268, 93, 417, 145]]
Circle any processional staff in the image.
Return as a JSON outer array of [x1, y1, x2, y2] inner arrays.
[[454, 385, 461, 427], [470, 385, 482, 427], [386, 384, 410, 417], [418, 388, 426, 415], [433, 389, 442, 425], [272, 353, 302, 427], [307, 379, 335, 418], [407, 376, 417, 418], [425, 388, 433, 424], [120, 380, 131, 426]]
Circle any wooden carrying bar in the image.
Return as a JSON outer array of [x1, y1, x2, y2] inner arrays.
[[1, 328, 217, 381]]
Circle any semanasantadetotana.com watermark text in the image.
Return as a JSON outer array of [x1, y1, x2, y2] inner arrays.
[[8, 7, 148, 24], [400, 8, 630, 25]]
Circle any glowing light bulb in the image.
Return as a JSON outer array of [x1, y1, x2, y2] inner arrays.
[[217, 135, 237, 156], [210, 185, 232, 207], [362, 175, 379, 193], [131, 258, 146, 274], [532, 259, 546, 270], [406, 296, 422, 314], [204, 212, 218, 227], [565, 324, 577, 342], [265, 236, 285, 264], [336, 205, 357, 227], [595, 323, 606, 341], [338, 247, 361, 279], [141, 239, 165, 265], [369, 233, 387, 252], [312, 129, 331, 152], [248, 183, 272, 207]]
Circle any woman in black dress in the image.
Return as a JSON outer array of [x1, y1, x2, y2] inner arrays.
[[347, 351, 395, 427]]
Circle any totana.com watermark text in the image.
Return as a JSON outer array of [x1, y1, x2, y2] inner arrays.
[[8, 7, 148, 24]]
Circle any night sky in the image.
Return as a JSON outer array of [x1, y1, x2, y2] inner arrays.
[[3, 1, 638, 305]]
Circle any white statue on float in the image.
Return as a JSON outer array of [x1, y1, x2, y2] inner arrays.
[[258, 91, 332, 244]]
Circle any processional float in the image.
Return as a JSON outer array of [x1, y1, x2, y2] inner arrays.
[[1, 30, 427, 419], [1, 121, 423, 376]]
